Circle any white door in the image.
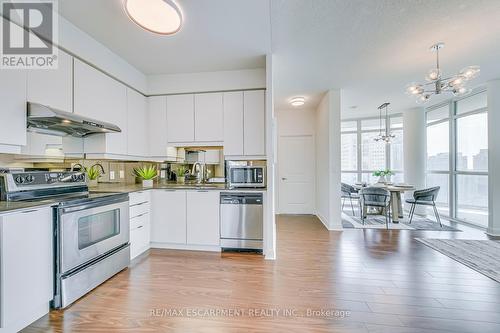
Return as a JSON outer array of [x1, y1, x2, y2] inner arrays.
[[278, 135, 315, 214]]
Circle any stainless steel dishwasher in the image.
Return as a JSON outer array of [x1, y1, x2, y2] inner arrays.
[[220, 192, 263, 250]]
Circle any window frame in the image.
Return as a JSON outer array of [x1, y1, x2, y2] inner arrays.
[[341, 113, 403, 183], [425, 88, 488, 227]]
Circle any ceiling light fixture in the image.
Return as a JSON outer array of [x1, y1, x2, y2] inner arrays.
[[290, 97, 305, 107], [374, 102, 395, 143], [406, 42, 479, 103], [124, 0, 182, 35]]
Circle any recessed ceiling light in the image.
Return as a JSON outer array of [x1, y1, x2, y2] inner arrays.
[[290, 97, 305, 107], [124, 0, 183, 35]]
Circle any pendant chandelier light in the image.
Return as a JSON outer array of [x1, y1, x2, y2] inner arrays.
[[374, 102, 395, 143], [406, 42, 480, 104]]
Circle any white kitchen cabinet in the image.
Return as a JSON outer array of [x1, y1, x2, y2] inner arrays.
[[194, 93, 224, 142], [167, 94, 194, 143], [223, 91, 244, 156], [0, 68, 26, 149], [150, 190, 187, 244], [21, 132, 64, 157], [186, 191, 220, 246], [73, 59, 128, 155], [27, 50, 73, 112], [243, 90, 266, 156], [127, 88, 148, 156], [0, 207, 53, 331], [148, 96, 168, 157]]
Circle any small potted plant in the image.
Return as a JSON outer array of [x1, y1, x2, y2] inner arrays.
[[86, 165, 102, 187], [133, 165, 158, 188], [373, 169, 394, 184], [175, 166, 187, 184]]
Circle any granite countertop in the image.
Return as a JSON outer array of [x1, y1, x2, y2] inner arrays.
[[0, 183, 267, 214], [89, 182, 267, 193]]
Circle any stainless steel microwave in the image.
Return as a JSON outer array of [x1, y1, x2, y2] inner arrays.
[[226, 160, 266, 188]]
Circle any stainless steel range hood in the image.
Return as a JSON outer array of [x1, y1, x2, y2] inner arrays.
[[27, 102, 121, 137]]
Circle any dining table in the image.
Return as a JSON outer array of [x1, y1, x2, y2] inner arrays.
[[354, 183, 415, 223]]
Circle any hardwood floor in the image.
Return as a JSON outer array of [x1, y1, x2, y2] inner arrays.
[[24, 215, 500, 333]]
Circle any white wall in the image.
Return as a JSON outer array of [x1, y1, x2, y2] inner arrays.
[[315, 90, 342, 230], [487, 80, 500, 236], [148, 69, 266, 95]]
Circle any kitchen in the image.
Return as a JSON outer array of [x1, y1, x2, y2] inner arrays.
[[0, 1, 275, 332]]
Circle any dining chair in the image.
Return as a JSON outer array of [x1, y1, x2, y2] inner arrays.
[[341, 183, 360, 216], [359, 187, 391, 229], [405, 186, 442, 227]]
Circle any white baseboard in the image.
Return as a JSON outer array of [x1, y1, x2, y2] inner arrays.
[[150, 242, 221, 252]]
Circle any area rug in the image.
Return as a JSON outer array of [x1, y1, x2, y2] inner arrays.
[[342, 210, 460, 231], [416, 239, 500, 283]]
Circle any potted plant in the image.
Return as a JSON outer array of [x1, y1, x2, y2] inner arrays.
[[86, 165, 102, 187], [175, 166, 187, 184], [372, 169, 394, 184], [133, 165, 158, 188]]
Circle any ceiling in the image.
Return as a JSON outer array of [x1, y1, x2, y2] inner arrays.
[[58, 0, 500, 117], [58, 0, 271, 74], [271, 0, 500, 116]]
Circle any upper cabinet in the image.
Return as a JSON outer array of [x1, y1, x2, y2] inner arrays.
[[0, 69, 27, 149], [223, 91, 244, 156], [27, 50, 73, 112], [127, 88, 148, 157], [148, 96, 168, 157], [167, 94, 194, 143], [194, 93, 223, 142], [243, 90, 266, 156], [74, 59, 128, 155]]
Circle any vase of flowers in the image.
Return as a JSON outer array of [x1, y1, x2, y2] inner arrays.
[[372, 169, 394, 184], [133, 165, 158, 188], [175, 166, 187, 184]]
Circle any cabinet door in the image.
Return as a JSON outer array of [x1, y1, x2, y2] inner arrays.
[[0, 68, 26, 147], [244, 90, 266, 156], [194, 93, 223, 142], [150, 190, 186, 244], [167, 95, 194, 143], [74, 59, 128, 154], [0, 207, 52, 328], [186, 191, 220, 246], [127, 88, 148, 156], [223, 91, 244, 156], [27, 50, 73, 112], [148, 96, 168, 157]]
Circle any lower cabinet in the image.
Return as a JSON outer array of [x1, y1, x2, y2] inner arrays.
[[150, 190, 220, 249], [150, 190, 187, 244], [0, 207, 53, 331], [186, 191, 220, 246], [129, 191, 151, 260]]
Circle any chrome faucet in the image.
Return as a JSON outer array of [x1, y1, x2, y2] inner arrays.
[[191, 162, 205, 183], [90, 163, 106, 175], [70, 163, 84, 172]]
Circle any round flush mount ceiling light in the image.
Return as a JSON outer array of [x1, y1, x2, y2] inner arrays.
[[290, 97, 305, 107], [124, 0, 182, 35]]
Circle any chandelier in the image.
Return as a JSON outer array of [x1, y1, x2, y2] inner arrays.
[[374, 102, 395, 143], [406, 42, 480, 103]]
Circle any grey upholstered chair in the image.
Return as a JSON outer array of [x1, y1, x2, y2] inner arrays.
[[405, 186, 442, 227], [359, 187, 391, 229], [341, 183, 360, 216]]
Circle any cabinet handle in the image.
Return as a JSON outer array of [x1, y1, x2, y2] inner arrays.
[[131, 212, 149, 219], [130, 201, 148, 207], [137, 225, 144, 229], [197, 190, 209, 192]]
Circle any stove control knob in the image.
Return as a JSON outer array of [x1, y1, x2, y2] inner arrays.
[[25, 175, 35, 183], [15, 176, 24, 184]]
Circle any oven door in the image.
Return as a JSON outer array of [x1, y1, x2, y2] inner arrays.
[[229, 167, 266, 188], [58, 196, 129, 273]]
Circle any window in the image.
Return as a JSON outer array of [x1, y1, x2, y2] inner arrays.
[[425, 90, 488, 227], [341, 115, 403, 185]]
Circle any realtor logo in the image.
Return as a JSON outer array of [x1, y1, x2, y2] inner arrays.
[[1, 0, 58, 69]]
